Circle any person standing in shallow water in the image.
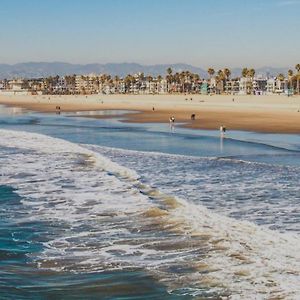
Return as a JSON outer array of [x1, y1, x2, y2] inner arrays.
[[169, 116, 175, 130], [220, 125, 226, 136]]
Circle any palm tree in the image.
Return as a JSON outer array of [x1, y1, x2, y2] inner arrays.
[[167, 67, 173, 76], [242, 68, 248, 78], [146, 75, 153, 82], [287, 70, 294, 92], [223, 68, 231, 80], [215, 70, 225, 94], [218, 70, 225, 80], [277, 73, 285, 81], [193, 74, 200, 81], [207, 68, 215, 94], [166, 68, 173, 92], [124, 74, 134, 93], [247, 69, 255, 95], [248, 68, 255, 79], [295, 64, 300, 94], [276, 74, 285, 93], [207, 68, 215, 79], [139, 72, 145, 81]]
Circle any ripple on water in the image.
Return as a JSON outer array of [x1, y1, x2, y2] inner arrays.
[[0, 130, 299, 299]]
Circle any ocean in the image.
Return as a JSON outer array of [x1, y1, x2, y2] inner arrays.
[[0, 105, 299, 299]]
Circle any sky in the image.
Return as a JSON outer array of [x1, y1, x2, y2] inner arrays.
[[0, 0, 299, 68]]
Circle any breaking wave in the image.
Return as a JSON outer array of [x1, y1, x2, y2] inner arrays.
[[0, 129, 299, 299]]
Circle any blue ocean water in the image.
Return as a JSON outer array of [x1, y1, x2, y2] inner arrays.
[[0, 185, 184, 300], [1, 107, 300, 162], [0, 105, 299, 299]]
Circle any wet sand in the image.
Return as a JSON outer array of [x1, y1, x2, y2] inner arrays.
[[1, 93, 300, 133]]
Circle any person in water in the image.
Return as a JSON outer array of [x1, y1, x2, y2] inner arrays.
[[220, 125, 226, 135], [169, 116, 175, 129]]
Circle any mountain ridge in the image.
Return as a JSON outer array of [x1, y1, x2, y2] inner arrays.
[[0, 62, 290, 79]]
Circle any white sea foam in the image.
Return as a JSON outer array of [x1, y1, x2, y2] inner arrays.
[[0, 129, 299, 299], [89, 145, 300, 233]]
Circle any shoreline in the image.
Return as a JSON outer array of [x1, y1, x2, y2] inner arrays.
[[1, 93, 300, 134]]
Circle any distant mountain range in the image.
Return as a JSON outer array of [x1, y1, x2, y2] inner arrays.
[[0, 62, 290, 79]]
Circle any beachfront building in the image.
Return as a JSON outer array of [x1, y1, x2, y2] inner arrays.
[[99, 81, 114, 94], [145, 80, 157, 94], [157, 79, 168, 94], [225, 79, 240, 94], [118, 81, 126, 94], [27, 78, 45, 94], [8, 79, 25, 91], [239, 77, 253, 95], [253, 78, 267, 95], [208, 78, 217, 94], [201, 81, 209, 95], [75, 74, 100, 94], [191, 81, 201, 93], [54, 77, 68, 93], [0, 79, 29, 95], [75, 75, 86, 94], [215, 80, 224, 94], [2, 68, 297, 96], [90, 76, 100, 94], [266, 78, 286, 94]]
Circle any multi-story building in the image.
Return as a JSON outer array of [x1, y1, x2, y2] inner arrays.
[[54, 77, 68, 93], [266, 78, 286, 94], [75, 75, 84, 93], [157, 79, 168, 94], [8, 79, 25, 91], [225, 79, 240, 94], [253, 78, 267, 95], [239, 77, 253, 95]]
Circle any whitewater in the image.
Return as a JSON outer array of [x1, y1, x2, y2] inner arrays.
[[0, 129, 299, 299]]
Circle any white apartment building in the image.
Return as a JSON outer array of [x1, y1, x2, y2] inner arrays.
[[157, 79, 168, 94], [225, 79, 240, 94], [75, 75, 99, 94], [266, 78, 285, 94], [9, 79, 25, 91], [238, 77, 253, 95], [145, 81, 157, 94], [253, 78, 267, 95], [54, 77, 67, 93]]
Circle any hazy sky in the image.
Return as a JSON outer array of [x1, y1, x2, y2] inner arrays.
[[0, 0, 299, 68]]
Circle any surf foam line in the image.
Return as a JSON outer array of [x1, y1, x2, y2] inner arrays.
[[85, 144, 300, 170], [0, 129, 299, 299], [87, 144, 300, 233], [0, 129, 138, 180]]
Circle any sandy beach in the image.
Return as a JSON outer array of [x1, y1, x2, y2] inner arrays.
[[1, 93, 300, 133]]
